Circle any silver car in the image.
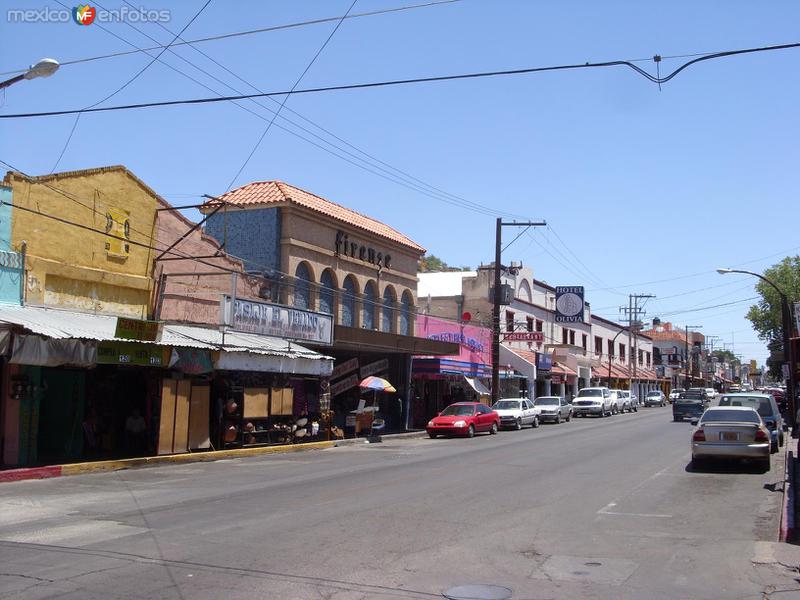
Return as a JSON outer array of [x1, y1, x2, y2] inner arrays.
[[690, 406, 770, 471], [534, 396, 572, 424], [615, 390, 637, 413], [644, 390, 666, 407]]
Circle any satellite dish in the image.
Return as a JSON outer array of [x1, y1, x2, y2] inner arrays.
[[462, 311, 472, 322]]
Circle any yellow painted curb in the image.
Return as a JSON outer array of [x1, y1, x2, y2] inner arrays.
[[59, 441, 336, 477]]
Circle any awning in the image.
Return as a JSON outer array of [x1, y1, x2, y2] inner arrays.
[[552, 361, 577, 378], [0, 304, 333, 373], [412, 357, 491, 378], [464, 376, 490, 396], [500, 345, 536, 381]]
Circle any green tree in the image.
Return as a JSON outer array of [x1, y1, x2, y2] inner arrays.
[[745, 256, 800, 376], [418, 254, 470, 273], [712, 349, 737, 363]]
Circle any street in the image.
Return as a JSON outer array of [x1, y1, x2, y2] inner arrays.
[[1, 407, 797, 600]]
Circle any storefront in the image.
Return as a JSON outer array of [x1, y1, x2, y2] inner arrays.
[[412, 315, 491, 427]]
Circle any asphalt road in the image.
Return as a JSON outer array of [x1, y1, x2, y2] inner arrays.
[[1, 406, 798, 600]]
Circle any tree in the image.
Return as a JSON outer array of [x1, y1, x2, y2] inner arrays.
[[712, 349, 737, 363], [745, 256, 800, 377], [418, 254, 470, 273]]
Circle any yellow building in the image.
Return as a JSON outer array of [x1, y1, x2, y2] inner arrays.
[[3, 166, 159, 318]]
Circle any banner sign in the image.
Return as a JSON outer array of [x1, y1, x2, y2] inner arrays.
[[555, 286, 585, 323], [504, 332, 544, 342], [360, 358, 389, 378], [536, 352, 553, 371], [115, 317, 160, 341], [169, 347, 214, 374], [332, 357, 359, 380], [97, 341, 164, 366], [223, 296, 333, 345], [331, 373, 359, 397]]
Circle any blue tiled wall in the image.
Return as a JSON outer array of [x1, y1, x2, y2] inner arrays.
[[205, 207, 281, 273], [0, 187, 22, 304]]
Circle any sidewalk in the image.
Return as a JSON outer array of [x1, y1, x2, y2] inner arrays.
[[0, 430, 429, 484]]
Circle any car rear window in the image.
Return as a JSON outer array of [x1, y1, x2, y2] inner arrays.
[[701, 409, 760, 424]]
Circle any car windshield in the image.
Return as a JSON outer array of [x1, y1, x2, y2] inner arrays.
[[647, 391, 660, 397], [578, 389, 602, 397], [701, 409, 760, 424], [440, 404, 475, 416], [535, 398, 559, 405], [718, 396, 772, 417], [492, 401, 519, 410]]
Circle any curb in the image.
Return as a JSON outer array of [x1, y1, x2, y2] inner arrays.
[[779, 442, 795, 543], [0, 430, 430, 484]]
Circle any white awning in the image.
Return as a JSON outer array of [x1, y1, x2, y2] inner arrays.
[[0, 304, 332, 372], [464, 376, 490, 396]]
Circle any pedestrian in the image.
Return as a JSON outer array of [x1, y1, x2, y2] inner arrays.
[[125, 407, 147, 456]]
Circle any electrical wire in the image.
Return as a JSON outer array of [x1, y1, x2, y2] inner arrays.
[[0, 0, 462, 77], [3, 42, 797, 120], [225, 0, 359, 191]]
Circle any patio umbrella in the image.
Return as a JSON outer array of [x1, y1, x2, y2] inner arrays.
[[359, 376, 396, 441]]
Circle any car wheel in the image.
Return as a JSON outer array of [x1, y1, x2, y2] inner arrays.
[[633, 406, 638, 412], [490, 422, 498, 435], [771, 441, 779, 454], [566, 412, 571, 422], [612, 405, 618, 415], [531, 415, 539, 428], [428, 432, 437, 439], [515, 417, 523, 431], [780, 433, 785, 447], [467, 425, 475, 438], [555, 413, 561, 424]]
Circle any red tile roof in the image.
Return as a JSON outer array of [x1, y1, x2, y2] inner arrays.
[[207, 180, 425, 253]]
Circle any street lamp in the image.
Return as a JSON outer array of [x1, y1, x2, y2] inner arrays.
[[717, 267, 797, 428], [0, 58, 60, 90]]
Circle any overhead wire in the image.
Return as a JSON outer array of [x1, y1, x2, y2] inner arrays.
[[3, 42, 798, 120]]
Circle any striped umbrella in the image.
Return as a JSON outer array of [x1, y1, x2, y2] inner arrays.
[[359, 376, 396, 393]]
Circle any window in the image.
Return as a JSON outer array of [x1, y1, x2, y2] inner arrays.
[[562, 328, 568, 344], [536, 320, 543, 332], [381, 286, 395, 333], [294, 262, 311, 309], [569, 330, 575, 345], [399, 290, 412, 335], [582, 334, 587, 350], [608, 339, 615, 357], [319, 269, 335, 315], [362, 281, 377, 330], [638, 349, 644, 366], [342, 276, 357, 327], [595, 336, 603, 355], [506, 311, 515, 332], [620, 344, 626, 362], [527, 317, 534, 332], [646, 351, 651, 367]]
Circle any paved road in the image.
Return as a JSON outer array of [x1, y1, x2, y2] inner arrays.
[[1, 406, 798, 600]]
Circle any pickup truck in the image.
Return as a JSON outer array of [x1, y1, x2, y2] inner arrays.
[[672, 390, 706, 421], [491, 398, 540, 429]]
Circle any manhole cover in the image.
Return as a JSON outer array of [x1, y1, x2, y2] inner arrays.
[[442, 584, 512, 600]]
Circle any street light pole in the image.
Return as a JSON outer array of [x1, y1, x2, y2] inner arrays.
[[0, 58, 60, 90], [717, 268, 797, 428], [491, 218, 546, 404]]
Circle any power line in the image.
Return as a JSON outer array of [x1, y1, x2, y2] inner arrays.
[[3, 42, 798, 120], [225, 0, 358, 191], [0, 0, 462, 77]]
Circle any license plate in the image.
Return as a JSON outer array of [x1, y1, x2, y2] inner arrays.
[[721, 432, 738, 441]]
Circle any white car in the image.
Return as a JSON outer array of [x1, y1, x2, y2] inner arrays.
[[705, 388, 717, 401], [573, 387, 613, 417], [669, 388, 684, 403], [491, 398, 540, 430], [615, 390, 637, 413]]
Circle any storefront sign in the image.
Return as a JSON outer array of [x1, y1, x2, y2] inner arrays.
[[504, 332, 544, 342], [332, 357, 359, 379], [360, 358, 389, 378], [551, 375, 562, 384], [331, 373, 359, 397], [169, 347, 213, 374], [415, 315, 491, 367], [223, 296, 333, 345], [97, 341, 164, 366], [334, 230, 392, 269], [115, 317, 160, 341], [536, 352, 553, 371], [555, 286, 585, 323]]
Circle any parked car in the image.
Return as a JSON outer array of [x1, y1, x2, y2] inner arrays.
[[534, 396, 572, 423], [492, 398, 540, 430], [573, 387, 613, 417], [631, 393, 639, 408], [615, 390, 635, 413], [426, 402, 499, 438], [673, 390, 707, 421], [690, 406, 771, 471], [668, 388, 684, 403], [705, 388, 718, 401], [644, 390, 666, 407], [717, 393, 784, 453]]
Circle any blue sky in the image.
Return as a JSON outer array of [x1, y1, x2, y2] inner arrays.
[[2, 0, 799, 365]]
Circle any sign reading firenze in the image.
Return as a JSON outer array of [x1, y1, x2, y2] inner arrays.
[[223, 296, 333, 345]]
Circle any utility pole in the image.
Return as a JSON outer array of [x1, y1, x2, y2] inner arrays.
[[492, 218, 546, 404], [684, 325, 703, 388], [619, 293, 654, 396]]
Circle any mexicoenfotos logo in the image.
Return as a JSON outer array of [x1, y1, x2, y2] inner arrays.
[[7, 5, 170, 24], [73, 5, 96, 25]]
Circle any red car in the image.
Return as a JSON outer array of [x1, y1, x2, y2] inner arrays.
[[426, 402, 500, 438]]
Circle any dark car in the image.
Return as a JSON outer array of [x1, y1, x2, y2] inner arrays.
[[673, 390, 706, 422]]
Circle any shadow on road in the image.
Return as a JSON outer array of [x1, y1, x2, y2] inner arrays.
[[684, 460, 770, 475]]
